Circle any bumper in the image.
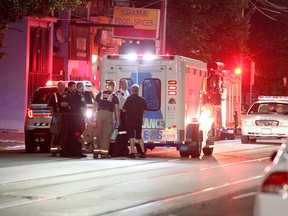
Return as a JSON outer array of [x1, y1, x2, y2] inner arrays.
[[241, 126, 288, 138]]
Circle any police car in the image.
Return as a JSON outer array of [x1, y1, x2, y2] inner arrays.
[[24, 81, 96, 153], [241, 96, 288, 143]]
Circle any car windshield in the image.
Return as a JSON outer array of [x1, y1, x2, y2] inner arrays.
[[248, 102, 288, 115], [31, 87, 57, 104]]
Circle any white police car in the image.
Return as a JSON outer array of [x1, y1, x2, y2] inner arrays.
[[241, 96, 288, 143], [24, 81, 96, 153]]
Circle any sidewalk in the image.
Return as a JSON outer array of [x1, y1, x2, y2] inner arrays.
[[0, 132, 24, 144]]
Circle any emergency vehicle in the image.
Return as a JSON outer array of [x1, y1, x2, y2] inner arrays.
[[241, 96, 288, 143], [24, 80, 95, 153], [100, 54, 241, 157]]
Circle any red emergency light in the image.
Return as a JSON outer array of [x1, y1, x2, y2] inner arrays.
[[27, 108, 33, 119]]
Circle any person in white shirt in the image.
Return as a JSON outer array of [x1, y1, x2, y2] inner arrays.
[[116, 79, 130, 125], [116, 79, 130, 110]]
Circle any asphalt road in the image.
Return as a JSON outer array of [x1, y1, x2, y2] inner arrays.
[[0, 135, 281, 216]]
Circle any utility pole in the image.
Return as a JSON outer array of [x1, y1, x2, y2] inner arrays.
[[249, 60, 255, 106], [159, 0, 167, 55]]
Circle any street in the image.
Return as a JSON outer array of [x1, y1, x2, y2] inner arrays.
[[0, 135, 281, 216]]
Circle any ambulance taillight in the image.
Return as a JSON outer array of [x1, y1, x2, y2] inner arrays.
[[27, 108, 33, 119]]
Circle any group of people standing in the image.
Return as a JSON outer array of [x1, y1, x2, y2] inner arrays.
[[93, 79, 147, 159], [48, 79, 147, 159], [49, 81, 87, 158]]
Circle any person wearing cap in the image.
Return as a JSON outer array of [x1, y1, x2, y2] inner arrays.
[[93, 81, 120, 158], [122, 84, 147, 158]]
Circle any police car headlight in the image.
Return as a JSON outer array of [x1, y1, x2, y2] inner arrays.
[[86, 109, 93, 118], [242, 120, 254, 126], [279, 122, 288, 127]]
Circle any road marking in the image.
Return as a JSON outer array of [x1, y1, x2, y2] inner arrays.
[[232, 192, 257, 200]]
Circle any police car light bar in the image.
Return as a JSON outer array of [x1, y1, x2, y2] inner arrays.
[[258, 96, 288, 101]]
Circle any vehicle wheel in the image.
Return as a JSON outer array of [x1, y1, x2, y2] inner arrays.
[[227, 133, 235, 140], [250, 138, 257, 143], [220, 131, 226, 140], [25, 133, 37, 153], [190, 130, 202, 158], [214, 128, 221, 141], [179, 150, 190, 158], [241, 135, 249, 143], [203, 147, 213, 156]]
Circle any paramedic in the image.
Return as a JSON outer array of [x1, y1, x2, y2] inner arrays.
[[48, 81, 66, 156], [68, 82, 87, 158], [93, 81, 120, 158], [116, 79, 130, 127], [123, 84, 147, 158]]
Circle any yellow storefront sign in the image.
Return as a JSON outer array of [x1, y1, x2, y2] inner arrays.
[[113, 7, 160, 31]]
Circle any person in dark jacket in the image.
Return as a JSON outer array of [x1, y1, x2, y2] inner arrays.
[[61, 81, 76, 157], [68, 82, 87, 158], [123, 84, 147, 158]]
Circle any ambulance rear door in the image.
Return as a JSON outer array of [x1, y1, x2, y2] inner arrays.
[[116, 64, 167, 143]]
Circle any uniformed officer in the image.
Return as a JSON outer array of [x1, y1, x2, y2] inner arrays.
[[61, 81, 76, 157], [68, 82, 87, 158], [93, 81, 120, 159], [48, 81, 66, 156]]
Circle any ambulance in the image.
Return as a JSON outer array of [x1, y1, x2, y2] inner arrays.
[[100, 54, 235, 157]]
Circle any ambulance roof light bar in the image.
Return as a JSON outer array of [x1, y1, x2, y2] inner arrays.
[[258, 96, 288, 101], [106, 54, 174, 61]]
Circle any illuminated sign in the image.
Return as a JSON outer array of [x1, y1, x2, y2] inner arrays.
[[113, 7, 160, 39]]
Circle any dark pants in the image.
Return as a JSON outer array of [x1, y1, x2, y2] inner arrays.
[[64, 113, 85, 157]]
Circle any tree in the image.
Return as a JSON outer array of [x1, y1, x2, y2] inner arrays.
[[248, 0, 288, 95], [166, 0, 252, 69], [0, 0, 87, 59]]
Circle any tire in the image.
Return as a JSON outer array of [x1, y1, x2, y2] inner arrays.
[[203, 147, 213, 156], [190, 129, 202, 158], [227, 133, 235, 140], [180, 150, 190, 158], [250, 138, 257, 143], [214, 128, 221, 141], [241, 135, 249, 143], [25, 132, 37, 153]]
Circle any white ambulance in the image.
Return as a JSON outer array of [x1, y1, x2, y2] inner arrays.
[[100, 54, 219, 158]]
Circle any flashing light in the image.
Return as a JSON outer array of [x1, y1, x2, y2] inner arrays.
[[143, 54, 157, 61], [234, 66, 242, 75], [46, 80, 54, 86], [168, 86, 177, 90], [168, 91, 177, 95], [168, 80, 177, 85], [27, 108, 33, 119], [86, 109, 93, 119], [258, 96, 288, 101], [124, 54, 138, 60]]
